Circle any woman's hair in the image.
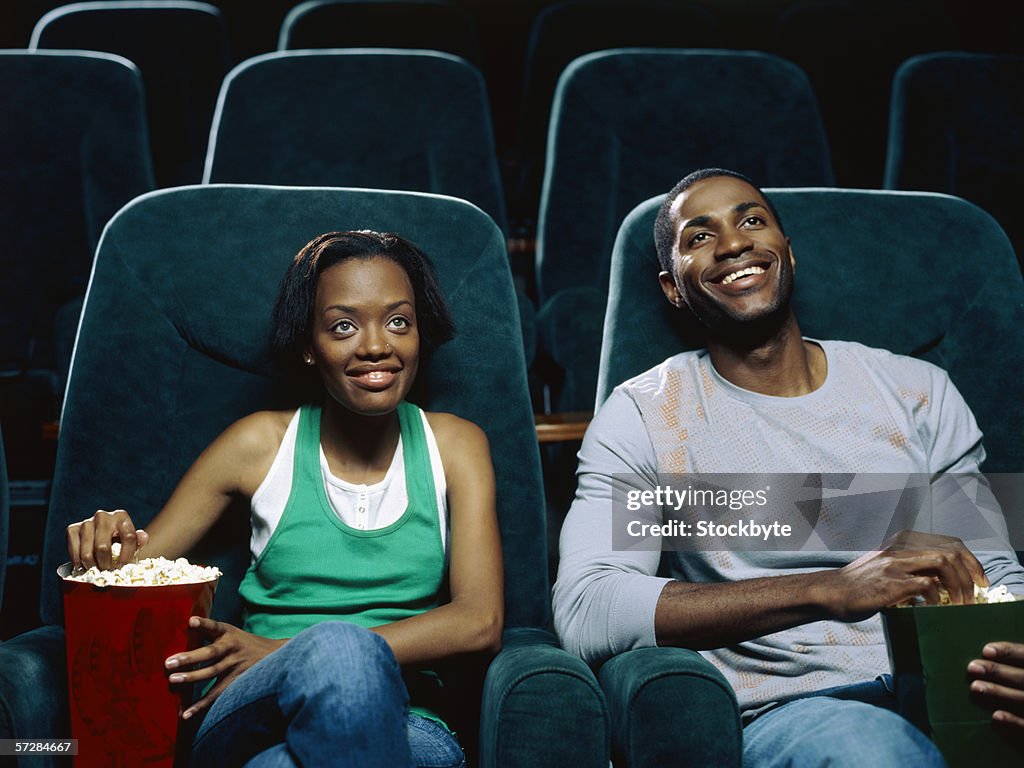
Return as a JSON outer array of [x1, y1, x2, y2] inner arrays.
[[269, 230, 456, 399]]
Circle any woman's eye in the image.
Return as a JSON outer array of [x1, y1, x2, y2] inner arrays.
[[331, 319, 355, 334], [387, 316, 411, 329]]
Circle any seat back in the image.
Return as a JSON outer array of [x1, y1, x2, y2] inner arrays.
[[512, 1, 722, 224], [31, 1, 231, 187], [40, 185, 547, 632], [0, 425, 8, 615], [884, 52, 1024, 261], [599, 188, 1024, 475], [204, 50, 507, 234], [279, 0, 481, 65], [0, 50, 153, 381], [536, 48, 833, 305]]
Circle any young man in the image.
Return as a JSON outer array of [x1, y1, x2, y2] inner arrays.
[[552, 168, 1024, 764]]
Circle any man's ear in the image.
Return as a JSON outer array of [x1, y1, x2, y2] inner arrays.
[[787, 238, 795, 272], [659, 271, 684, 307]]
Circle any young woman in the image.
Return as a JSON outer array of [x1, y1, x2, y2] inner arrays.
[[66, 231, 503, 768]]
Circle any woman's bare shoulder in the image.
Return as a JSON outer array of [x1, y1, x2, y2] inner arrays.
[[219, 409, 295, 462], [424, 411, 490, 458]]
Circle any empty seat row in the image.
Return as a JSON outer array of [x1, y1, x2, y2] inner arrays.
[[18, 1, 1024, 216], [4, 44, 1021, 432]]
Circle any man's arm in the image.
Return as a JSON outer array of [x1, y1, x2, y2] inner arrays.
[[654, 539, 985, 649], [552, 388, 986, 661], [923, 365, 1024, 591], [552, 389, 671, 664]]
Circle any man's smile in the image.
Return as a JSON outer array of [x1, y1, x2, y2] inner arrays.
[[707, 257, 775, 293]]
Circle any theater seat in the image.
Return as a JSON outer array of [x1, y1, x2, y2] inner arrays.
[[0, 185, 606, 768], [0, 49, 153, 470], [536, 48, 833, 416], [884, 51, 1024, 265], [30, 1, 231, 187], [278, 0, 482, 66], [595, 187, 1024, 766]]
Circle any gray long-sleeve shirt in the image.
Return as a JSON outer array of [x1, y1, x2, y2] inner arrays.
[[553, 340, 1024, 715]]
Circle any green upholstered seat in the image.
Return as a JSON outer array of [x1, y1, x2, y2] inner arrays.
[[203, 48, 538, 367], [204, 50, 507, 234], [511, 0, 722, 233], [595, 187, 1024, 766], [884, 52, 1024, 264], [0, 185, 606, 767], [535, 47, 834, 415], [0, 49, 154, 466], [278, 0, 482, 67], [0, 426, 8, 616], [30, 1, 231, 188]]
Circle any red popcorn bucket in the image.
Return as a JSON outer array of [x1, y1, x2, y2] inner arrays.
[[58, 562, 219, 768]]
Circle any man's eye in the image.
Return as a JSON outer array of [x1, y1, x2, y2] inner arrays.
[[743, 216, 765, 226], [689, 232, 710, 246]]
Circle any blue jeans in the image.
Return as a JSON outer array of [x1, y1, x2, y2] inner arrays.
[[743, 677, 946, 768], [190, 622, 465, 768]]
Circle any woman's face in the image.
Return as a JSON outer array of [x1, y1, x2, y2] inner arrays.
[[306, 256, 419, 416]]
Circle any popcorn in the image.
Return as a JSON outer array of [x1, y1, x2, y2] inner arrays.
[[935, 583, 1018, 605], [67, 553, 221, 587], [971, 584, 1016, 604]]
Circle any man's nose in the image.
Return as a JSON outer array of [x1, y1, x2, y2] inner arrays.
[[715, 227, 754, 260]]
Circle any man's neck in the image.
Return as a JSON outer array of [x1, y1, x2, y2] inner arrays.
[[705, 314, 827, 397]]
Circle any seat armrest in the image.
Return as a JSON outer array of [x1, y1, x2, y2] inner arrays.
[[479, 627, 608, 768], [598, 646, 741, 768]]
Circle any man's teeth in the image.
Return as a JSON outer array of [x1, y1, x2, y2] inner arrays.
[[721, 266, 765, 285]]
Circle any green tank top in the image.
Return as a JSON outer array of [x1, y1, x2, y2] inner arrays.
[[238, 402, 448, 722]]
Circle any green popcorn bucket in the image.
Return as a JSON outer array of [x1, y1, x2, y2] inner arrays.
[[882, 601, 1024, 766]]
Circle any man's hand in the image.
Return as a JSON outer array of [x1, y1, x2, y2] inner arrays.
[[165, 617, 287, 720], [821, 530, 987, 622], [968, 642, 1024, 728]]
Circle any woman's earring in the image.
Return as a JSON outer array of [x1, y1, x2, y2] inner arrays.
[[303, 354, 314, 366]]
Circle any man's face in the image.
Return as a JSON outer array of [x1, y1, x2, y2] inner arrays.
[[659, 176, 795, 336]]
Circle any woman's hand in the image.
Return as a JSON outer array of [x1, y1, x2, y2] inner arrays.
[[165, 617, 287, 720], [968, 642, 1024, 728], [67, 509, 149, 571]]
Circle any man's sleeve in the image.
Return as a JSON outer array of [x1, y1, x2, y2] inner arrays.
[[551, 388, 673, 665], [926, 368, 1024, 591]]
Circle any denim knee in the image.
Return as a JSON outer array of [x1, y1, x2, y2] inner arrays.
[[281, 622, 407, 707], [744, 697, 945, 768]]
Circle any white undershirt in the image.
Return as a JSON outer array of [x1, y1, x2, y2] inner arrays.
[[249, 409, 448, 561]]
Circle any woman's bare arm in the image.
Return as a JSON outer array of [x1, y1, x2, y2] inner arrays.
[[371, 413, 504, 665]]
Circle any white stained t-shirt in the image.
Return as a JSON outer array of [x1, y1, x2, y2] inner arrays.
[[249, 408, 449, 562]]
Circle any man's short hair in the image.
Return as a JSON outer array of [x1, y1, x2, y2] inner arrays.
[[653, 168, 786, 272]]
